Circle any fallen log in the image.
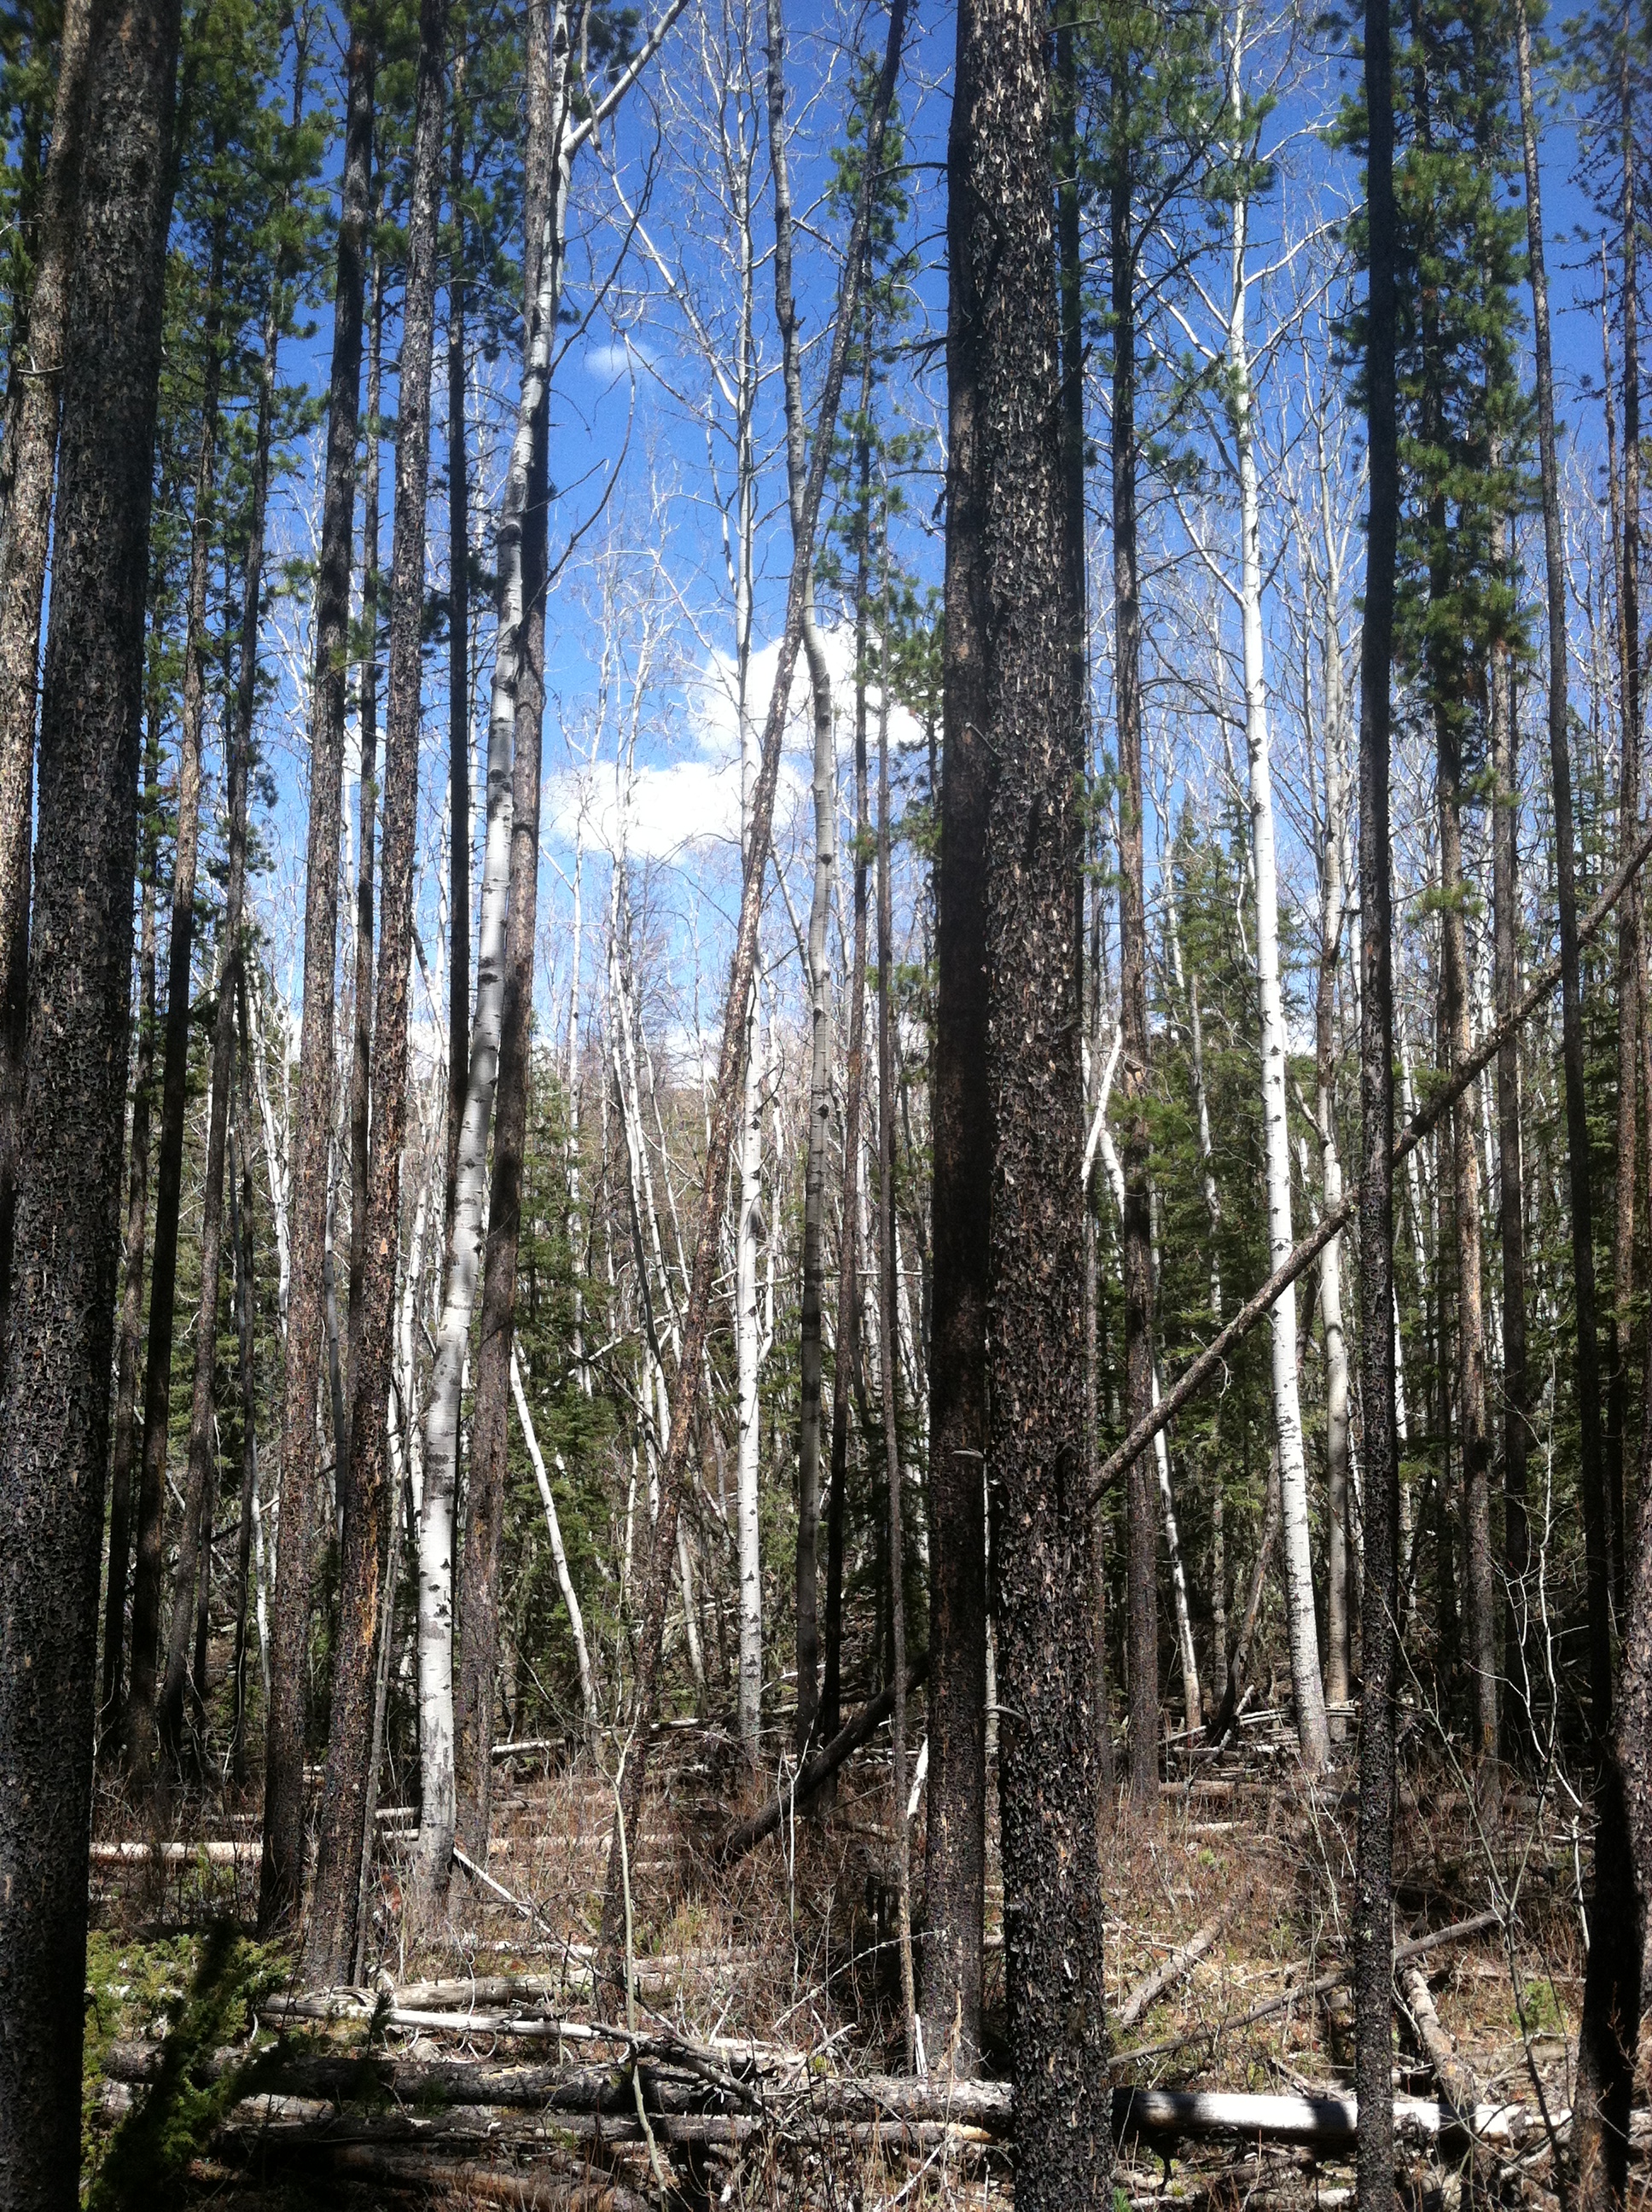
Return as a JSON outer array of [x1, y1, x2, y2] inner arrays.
[[293, 2143, 651, 2212], [714, 1656, 928, 1864], [1399, 1962, 1477, 2123], [1117, 1915, 1228, 2031], [105, 2040, 1578, 2156], [90, 1839, 259, 1866]]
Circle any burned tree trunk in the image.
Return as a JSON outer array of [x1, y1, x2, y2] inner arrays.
[[920, 0, 992, 2073], [0, 0, 92, 1355], [259, 11, 375, 1932], [0, 0, 180, 2189], [968, 0, 1111, 2185], [124, 215, 226, 1770], [1353, 4, 1401, 2212], [304, 0, 447, 1978]]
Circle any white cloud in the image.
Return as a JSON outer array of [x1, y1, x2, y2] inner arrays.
[[545, 621, 926, 865]]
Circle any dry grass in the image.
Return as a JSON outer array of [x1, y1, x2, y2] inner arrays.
[[81, 1718, 1649, 2210]]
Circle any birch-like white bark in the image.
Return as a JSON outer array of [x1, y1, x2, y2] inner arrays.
[[416, 10, 573, 1895], [509, 1343, 597, 1728], [1225, 38, 1329, 1768]]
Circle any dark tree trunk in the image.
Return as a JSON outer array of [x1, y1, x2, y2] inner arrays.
[[1353, 4, 1400, 2211], [597, 0, 908, 1976], [969, 0, 1110, 2182], [920, 20, 992, 2065], [157, 287, 276, 1767], [1108, 68, 1160, 1806], [228, 978, 259, 1785], [122, 211, 226, 1772], [453, 0, 555, 1863], [445, 37, 469, 1254], [1568, 11, 1644, 2204], [346, 249, 384, 1437], [0, 0, 180, 2190], [304, 0, 446, 1980], [101, 698, 162, 1737], [0, 0, 92, 1357], [259, 13, 375, 1933], [822, 381, 872, 1755]]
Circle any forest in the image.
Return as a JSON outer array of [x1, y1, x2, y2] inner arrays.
[[1, 0, 1650, 2203]]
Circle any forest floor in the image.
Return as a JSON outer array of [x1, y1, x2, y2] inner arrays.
[[79, 1708, 1635, 2209]]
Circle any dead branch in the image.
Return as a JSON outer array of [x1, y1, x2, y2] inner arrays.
[[1117, 1913, 1229, 2030], [714, 1656, 928, 1863]]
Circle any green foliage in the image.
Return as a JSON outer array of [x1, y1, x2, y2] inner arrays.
[[83, 1926, 289, 2207]]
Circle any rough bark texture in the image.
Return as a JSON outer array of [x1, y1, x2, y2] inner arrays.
[[259, 14, 374, 1932], [102, 708, 160, 1735], [303, 0, 445, 1977], [451, 0, 559, 1870], [0, 0, 92, 1355], [125, 223, 225, 1769], [0, 0, 179, 2192], [597, 0, 907, 1976], [1571, 17, 1645, 2209], [921, 3, 992, 2069], [1110, 73, 1160, 1806], [346, 254, 382, 1444], [1353, 8, 1400, 2212], [971, 0, 1111, 2187], [229, 984, 259, 1783], [157, 290, 274, 1767]]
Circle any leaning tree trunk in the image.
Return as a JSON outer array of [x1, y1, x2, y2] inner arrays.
[[303, 0, 447, 1981], [123, 215, 226, 1771], [597, 0, 907, 1976], [1110, 100, 1160, 1807], [765, 0, 835, 1759], [259, 11, 375, 1933], [921, 55, 992, 2064], [1353, 5, 1401, 2211], [156, 287, 276, 1768], [0, 0, 180, 2192], [453, 0, 563, 1865], [969, 0, 1111, 2182], [0, 0, 92, 1358]]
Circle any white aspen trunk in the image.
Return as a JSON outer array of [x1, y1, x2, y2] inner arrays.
[[1317, 572, 1352, 1726], [567, 821, 587, 1392], [415, 13, 573, 1898], [736, 981, 764, 1765], [248, 967, 292, 1330], [509, 1343, 596, 1729], [1227, 58, 1329, 1770]]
